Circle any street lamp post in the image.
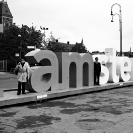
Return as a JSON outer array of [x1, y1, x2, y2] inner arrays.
[[18, 34, 22, 59], [111, 3, 122, 56], [18, 46, 22, 59]]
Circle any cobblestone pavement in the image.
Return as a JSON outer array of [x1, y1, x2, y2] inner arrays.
[[1, 86, 133, 133]]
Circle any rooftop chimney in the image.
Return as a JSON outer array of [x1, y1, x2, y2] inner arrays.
[[67, 41, 69, 44]]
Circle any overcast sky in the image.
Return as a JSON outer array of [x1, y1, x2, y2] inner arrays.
[[7, 0, 133, 52]]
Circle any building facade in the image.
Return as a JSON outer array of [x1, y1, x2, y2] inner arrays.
[[0, 0, 13, 33]]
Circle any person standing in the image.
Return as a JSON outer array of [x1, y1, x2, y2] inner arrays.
[[15, 58, 30, 95], [94, 57, 101, 85]]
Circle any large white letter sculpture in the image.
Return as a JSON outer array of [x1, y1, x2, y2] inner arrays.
[[130, 58, 133, 81], [25, 50, 59, 92], [25, 50, 94, 92], [57, 52, 94, 90], [105, 48, 119, 83], [117, 57, 131, 82], [1, 48, 133, 98]]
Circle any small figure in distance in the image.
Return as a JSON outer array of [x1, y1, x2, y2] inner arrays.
[[94, 57, 101, 85], [15, 58, 30, 95]]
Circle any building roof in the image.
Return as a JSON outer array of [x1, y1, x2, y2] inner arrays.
[[0, 0, 13, 18], [48, 41, 75, 52]]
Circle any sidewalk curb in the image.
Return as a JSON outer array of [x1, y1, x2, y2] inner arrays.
[[0, 81, 133, 108], [4, 88, 17, 92]]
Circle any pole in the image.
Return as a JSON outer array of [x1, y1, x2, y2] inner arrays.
[[111, 3, 122, 56], [18, 34, 22, 59], [120, 9, 122, 56], [18, 46, 22, 59], [20, 50, 21, 59]]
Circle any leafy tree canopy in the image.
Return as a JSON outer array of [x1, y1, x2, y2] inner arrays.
[[0, 23, 89, 61], [71, 42, 88, 53], [0, 23, 43, 60], [47, 41, 73, 52]]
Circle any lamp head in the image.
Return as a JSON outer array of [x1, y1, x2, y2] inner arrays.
[[111, 10, 113, 15], [111, 15, 114, 22], [43, 27, 48, 30], [18, 34, 21, 37]]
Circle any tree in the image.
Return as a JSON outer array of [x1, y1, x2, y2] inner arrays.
[[27, 25, 42, 49], [47, 38, 89, 53], [0, 23, 43, 60], [47, 40, 73, 52], [40, 29, 57, 49], [0, 24, 20, 60], [71, 41, 88, 53]]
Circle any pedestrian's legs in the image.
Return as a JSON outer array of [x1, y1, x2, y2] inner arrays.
[[17, 82, 21, 95], [97, 72, 100, 85], [22, 82, 26, 94], [94, 72, 96, 85]]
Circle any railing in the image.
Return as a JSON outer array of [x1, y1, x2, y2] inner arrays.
[[0, 60, 7, 71]]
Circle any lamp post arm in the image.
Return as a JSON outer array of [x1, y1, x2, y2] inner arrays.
[[112, 13, 120, 18], [112, 13, 121, 31], [111, 3, 121, 12], [111, 3, 122, 56]]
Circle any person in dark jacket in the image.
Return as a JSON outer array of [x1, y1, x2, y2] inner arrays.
[[94, 57, 101, 85]]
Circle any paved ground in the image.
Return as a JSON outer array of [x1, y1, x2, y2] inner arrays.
[[0, 86, 133, 133], [0, 72, 17, 90]]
